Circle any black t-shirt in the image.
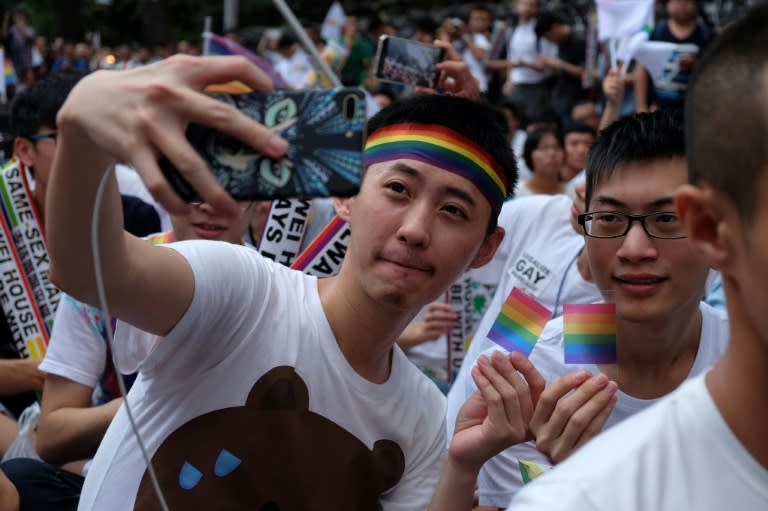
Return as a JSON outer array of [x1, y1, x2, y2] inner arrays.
[[649, 21, 715, 110], [554, 32, 588, 111]]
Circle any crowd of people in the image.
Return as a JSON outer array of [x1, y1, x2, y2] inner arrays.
[[0, 0, 763, 510]]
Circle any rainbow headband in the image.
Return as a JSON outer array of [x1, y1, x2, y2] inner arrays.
[[363, 124, 508, 215]]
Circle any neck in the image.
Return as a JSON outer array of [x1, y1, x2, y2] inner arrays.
[[670, 18, 697, 35], [526, 175, 564, 195], [317, 265, 414, 384], [599, 303, 702, 399], [707, 278, 768, 469]]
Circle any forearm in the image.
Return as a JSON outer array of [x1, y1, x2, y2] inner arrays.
[[428, 453, 478, 511], [0, 360, 43, 395], [634, 65, 649, 112], [599, 101, 622, 131], [36, 403, 117, 465]]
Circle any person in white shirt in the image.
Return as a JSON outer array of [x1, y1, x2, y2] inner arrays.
[[43, 55, 542, 511], [509, 8, 768, 509]]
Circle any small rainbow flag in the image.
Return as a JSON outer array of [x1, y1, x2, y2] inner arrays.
[[486, 287, 552, 356], [4, 59, 17, 86], [563, 303, 617, 364]]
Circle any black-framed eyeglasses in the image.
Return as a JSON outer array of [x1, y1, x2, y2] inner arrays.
[[27, 132, 58, 143], [577, 211, 687, 239]]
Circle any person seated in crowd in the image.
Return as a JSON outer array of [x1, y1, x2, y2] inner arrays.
[[472, 110, 728, 509], [44, 54, 541, 511], [509, 7, 766, 509], [559, 122, 595, 184], [0, 199, 258, 511], [516, 127, 565, 197]]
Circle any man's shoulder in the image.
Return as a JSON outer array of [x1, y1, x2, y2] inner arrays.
[[513, 376, 711, 509]]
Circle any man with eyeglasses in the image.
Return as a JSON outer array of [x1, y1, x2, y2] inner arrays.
[[466, 110, 729, 510]]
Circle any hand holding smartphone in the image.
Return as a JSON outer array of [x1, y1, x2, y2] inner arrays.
[[160, 88, 366, 202], [373, 35, 446, 89]]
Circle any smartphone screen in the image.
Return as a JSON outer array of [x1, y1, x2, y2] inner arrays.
[[374, 36, 445, 89]]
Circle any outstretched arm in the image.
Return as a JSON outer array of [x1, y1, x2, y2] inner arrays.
[[46, 55, 287, 336]]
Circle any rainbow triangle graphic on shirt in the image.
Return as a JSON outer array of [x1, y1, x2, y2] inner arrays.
[[519, 459, 551, 484], [486, 287, 552, 356], [563, 303, 617, 364]]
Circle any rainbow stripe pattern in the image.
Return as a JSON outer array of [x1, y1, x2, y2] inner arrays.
[[563, 303, 617, 364], [205, 33, 286, 89], [363, 124, 509, 215], [486, 287, 552, 356], [4, 59, 16, 85]]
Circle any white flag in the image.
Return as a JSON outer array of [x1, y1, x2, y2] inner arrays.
[[321, 2, 346, 42], [633, 41, 698, 82], [596, 0, 655, 41], [616, 30, 649, 64]]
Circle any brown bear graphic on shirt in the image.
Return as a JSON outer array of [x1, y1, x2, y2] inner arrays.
[[134, 366, 405, 510]]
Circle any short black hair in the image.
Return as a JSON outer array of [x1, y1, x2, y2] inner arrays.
[[686, 4, 768, 223], [366, 94, 517, 234], [585, 110, 685, 209], [535, 11, 564, 39], [523, 127, 562, 173], [10, 70, 87, 139], [563, 121, 596, 139]]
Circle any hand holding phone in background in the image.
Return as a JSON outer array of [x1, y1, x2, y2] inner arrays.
[[373, 35, 446, 89], [415, 40, 481, 101]]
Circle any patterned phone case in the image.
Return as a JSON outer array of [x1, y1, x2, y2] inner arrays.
[[161, 88, 366, 202]]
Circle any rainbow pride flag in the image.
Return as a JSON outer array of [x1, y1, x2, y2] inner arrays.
[[205, 32, 286, 89], [563, 303, 617, 364], [4, 58, 16, 85], [486, 287, 552, 356]]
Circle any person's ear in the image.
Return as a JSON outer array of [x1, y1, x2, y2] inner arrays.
[[677, 184, 736, 272], [334, 197, 353, 223], [469, 226, 505, 269], [14, 137, 36, 168]]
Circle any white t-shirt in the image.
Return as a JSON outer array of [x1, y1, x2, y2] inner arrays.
[[507, 20, 557, 85], [78, 241, 447, 511], [462, 33, 491, 93], [446, 195, 601, 438], [508, 371, 768, 511], [40, 294, 109, 391], [478, 302, 730, 508]]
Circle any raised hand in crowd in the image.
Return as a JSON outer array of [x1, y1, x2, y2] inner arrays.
[[396, 301, 458, 351]]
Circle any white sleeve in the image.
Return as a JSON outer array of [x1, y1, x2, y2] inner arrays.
[[113, 240, 279, 376], [39, 294, 107, 388]]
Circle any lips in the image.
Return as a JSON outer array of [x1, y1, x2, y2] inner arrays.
[[614, 274, 667, 285], [192, 222, 227, 239], [378, 254, 433, 274], [613, 273, 668, 298]]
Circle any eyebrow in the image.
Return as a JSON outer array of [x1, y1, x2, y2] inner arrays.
[[389, 162, 477, 208], [592, 195, 676, 210]]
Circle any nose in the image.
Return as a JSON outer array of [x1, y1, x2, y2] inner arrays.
[[396, 201, 432, 248], [616, 221, 658, 263]]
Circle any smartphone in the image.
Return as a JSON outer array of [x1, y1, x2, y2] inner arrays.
[[373, 35, 445, 89], [160, 88, 366, 202]]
